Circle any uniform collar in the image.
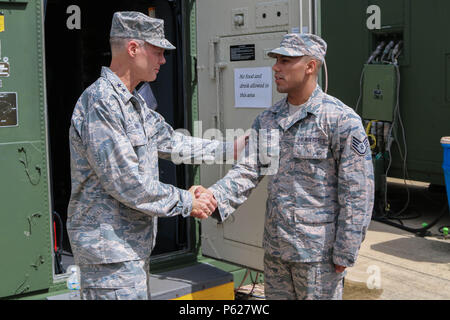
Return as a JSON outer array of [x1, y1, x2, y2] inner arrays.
[[101, 67, 135, 104], [271, 84, 324, 131]]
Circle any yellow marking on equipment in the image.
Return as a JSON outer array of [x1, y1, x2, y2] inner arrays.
[[173, 282, 235, 300], [0, 15, 4, 32]]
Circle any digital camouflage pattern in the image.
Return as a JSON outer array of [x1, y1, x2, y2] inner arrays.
[[79, 259, 150, 300], [268, 33, 327, 62], [264, 253, 345, 300], [68, 67, 232, 265], [209, 84, 374, 268], [110, 11, 175, 50]]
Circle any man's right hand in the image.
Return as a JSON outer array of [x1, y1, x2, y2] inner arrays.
[[189, 186, 217, 219], [191, 185, 216, 203]]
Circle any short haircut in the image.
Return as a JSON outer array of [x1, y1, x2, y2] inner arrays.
[[302, 55, 323, 76], [110, 37, 146, 54]]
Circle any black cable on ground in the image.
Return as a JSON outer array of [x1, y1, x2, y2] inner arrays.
[[438, 225, 450, 235], [373, 203, 449, 237]]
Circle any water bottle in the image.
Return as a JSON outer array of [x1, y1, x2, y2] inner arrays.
[[66, 265, 80, 300]]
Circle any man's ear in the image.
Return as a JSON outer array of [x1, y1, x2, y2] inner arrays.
[[306, 59, 317, 76], [127, 40, 139, 58]]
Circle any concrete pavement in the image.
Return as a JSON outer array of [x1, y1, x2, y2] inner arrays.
[[237, 180, 450, 300], [344, 220, 450, 300]]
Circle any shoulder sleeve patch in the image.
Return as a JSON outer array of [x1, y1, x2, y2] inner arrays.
[[351, 136, 370, 156]]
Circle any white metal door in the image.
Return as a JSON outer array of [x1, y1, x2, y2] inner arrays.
[[197, 0, 316, 271]]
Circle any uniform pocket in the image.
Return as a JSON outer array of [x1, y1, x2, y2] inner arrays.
[[114, 287, 146, 300], [293, 124, 329, 159], [128, 129, 147, 147], [294, 208, 336, 224], [313, 262, 346, 300], [294, 209, 336, 259], [119, 202, 151, 222], [350, 208, 368, 225], [292, 138, 331, 206], [293, 142, 329, 160], [99, 223, 132, 254], [126, 127, 149, 174], [80, 265, 135, 289]]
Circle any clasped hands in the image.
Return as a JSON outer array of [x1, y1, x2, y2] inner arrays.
[[187, 133, 249, 219], [188, 185, 217, 219]]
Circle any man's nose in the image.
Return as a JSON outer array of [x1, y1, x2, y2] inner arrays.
[[272, 62, 280, 72]]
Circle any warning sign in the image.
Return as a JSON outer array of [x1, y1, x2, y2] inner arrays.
[[234, 67, 272, 108], [230, 44, 255, 62], [0, 62, 10, 77]]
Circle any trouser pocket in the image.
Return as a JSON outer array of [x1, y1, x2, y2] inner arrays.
[[81, 286, 148, 300], [79, 260, 150, 300], [312, 262, 346, 300]]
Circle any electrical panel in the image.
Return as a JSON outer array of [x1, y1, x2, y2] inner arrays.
[[323, 0, 450, 185], [362, 64, 396, 122]]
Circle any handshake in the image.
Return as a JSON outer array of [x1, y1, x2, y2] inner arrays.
[[186, 132, 250, 219], [188, 185, 217, 219]]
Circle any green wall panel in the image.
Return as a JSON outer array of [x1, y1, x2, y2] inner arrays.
[[0, 0, 52, 298], [321, 0, 449, 184]]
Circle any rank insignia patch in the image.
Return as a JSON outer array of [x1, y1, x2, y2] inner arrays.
[[351, 136, 369, 156]]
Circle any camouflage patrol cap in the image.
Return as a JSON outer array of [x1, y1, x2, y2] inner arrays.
[[268, 33, 327, 61], [110, 11, 175, 50]]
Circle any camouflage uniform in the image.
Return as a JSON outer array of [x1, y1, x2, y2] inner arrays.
[[209, 34, 374, 300], [109, 11, 175, 50], [67, 12, 232, 300]]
